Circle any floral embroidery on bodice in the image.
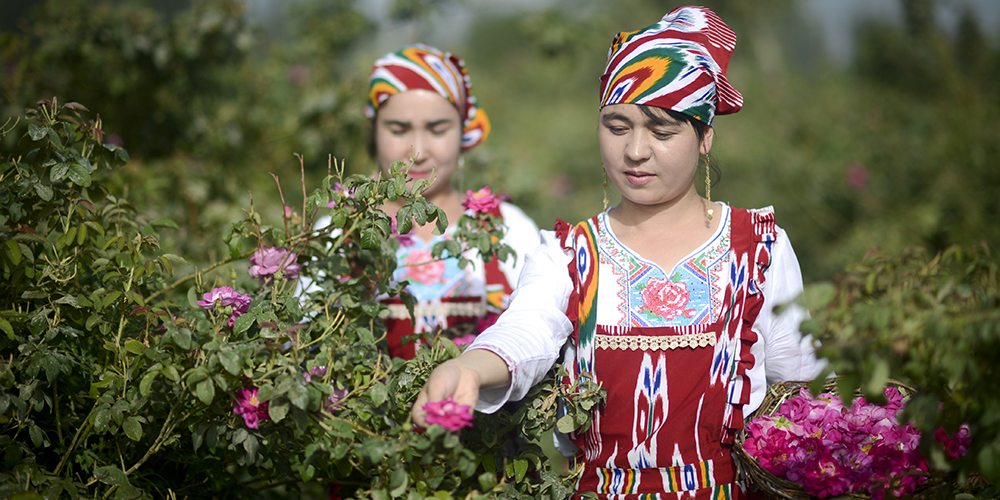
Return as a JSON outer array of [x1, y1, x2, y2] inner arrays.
[[392, 229, 477, 302], [595, 207, 731, 328]]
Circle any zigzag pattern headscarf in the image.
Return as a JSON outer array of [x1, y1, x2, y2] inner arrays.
[[599, 6, 743, 125], [366, 44, 491, 150]]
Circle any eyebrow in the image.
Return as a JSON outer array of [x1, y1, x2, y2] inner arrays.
[[427, 119, 454, 128], [601, 112, 633, 125]]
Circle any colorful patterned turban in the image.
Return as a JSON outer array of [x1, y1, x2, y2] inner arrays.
[[366, 44, 490, 150], [598, 6, 743, 125]]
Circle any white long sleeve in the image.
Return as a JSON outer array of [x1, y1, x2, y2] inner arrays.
[[467, 230, 573, 412]]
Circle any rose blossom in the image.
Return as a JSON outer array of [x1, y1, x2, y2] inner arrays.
[[326, 182, 354, 208], [303, 365, 328, 384], [197, 286, 251, 311], [324, 387, 350, 412], [249, 246, 301, 282], [640, 277, 694, 320], [462, 186, 501, 214], [934, 424, 971, 459], [452, 334, 476, 348], [423, 396, 474, 431], [233, 387, 271, 429]]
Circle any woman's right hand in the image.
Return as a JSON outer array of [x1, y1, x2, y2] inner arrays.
[[411, 349, 510, 429]]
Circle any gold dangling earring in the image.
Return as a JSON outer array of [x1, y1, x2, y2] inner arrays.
[[602, 168, 609, 212], [704, 154, 714, 221], [458, 156, 465, 193]]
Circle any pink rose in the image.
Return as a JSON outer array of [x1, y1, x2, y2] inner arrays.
[[462, 186, 501, 214], [249, 246, 301, 282], [452, 334, 476, 347], [233, 387, 271, 429], [640, 277, 692, 320], [423, 396, 474, 431], [402, 249, 445, 285]]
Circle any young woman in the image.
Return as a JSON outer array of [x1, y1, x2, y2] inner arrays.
[[364, 44, 541, 359], [412, 8, 823, 499]]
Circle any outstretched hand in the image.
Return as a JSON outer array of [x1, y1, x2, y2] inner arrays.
[[411, 349, 510, 429]]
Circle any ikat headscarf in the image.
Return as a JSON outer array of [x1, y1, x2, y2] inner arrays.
[[599, 5, 743, 125], [366, 44, 490, 150]]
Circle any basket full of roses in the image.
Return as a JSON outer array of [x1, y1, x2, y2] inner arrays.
[[734, 379, 971, 500]]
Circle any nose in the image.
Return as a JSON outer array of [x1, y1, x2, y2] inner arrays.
[[625, 130, 651, 163], [410, 131, 428, 164]]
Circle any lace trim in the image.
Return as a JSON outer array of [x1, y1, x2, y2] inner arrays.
[[595, 332, 716, 351], [384, 300, 486, 320]]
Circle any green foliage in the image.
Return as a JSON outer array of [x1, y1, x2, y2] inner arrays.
[[0, 100, 603, 498], [801, 244, 1000, 490]]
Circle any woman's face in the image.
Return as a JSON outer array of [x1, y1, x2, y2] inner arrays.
[[598, 103, 713, 209], [374, 89, 463, 198]]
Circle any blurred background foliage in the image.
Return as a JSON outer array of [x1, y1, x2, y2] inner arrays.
[[3, 0, 998, 281]]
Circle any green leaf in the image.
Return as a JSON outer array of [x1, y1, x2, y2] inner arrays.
[[218, 350, 241, 375], [269, 398, 290, 423], [66, 162, 92, 187], [49, 162, 69, 182], [93, 465, 129, 487], [287, 382, 309, 410], [369, 382, 388, 406], [233, 311, 256, 334], [556, 414, 576, 433], [360, 228, 380, 250], [0, 317, 13, 340], [33, 183, 53, 201], [390, 467, 409, 497], [124, 339, 145, 355], [122, 417, 143, 441], [300, 464, 316, 482], [195, 379, 215, 406], [513, 458, 528, 482], [94, 407, 112, 433], [27, 123, 47, 141], [103, 143, 130, 162], [139, 371, 158, 396]]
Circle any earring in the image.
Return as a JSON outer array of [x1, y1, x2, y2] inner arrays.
[[704, 154, 714, 221], [458, 157, 465, 192], [602, 168, 609, 212]]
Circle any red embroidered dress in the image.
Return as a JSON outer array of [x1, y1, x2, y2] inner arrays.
[[556, 207, 776, 499]]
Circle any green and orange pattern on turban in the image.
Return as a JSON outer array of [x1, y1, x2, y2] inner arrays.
[[366, 44, 491, 150], [599, 6, 743, 125]]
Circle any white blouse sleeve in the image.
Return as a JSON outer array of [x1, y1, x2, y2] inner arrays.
[[746, 225, 827, 413], [497, 202, 543, 288], [466, 230, 574, 413]]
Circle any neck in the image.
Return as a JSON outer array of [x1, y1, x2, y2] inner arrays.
[[610, 189, 708, 231]]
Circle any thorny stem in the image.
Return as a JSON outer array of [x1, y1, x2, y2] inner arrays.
[[145, 249, 255, 303], [271, 172, 290, 240], [54, 404, 96, 476]]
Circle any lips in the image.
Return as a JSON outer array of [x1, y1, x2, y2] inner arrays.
[[624, 171, 654, 186]]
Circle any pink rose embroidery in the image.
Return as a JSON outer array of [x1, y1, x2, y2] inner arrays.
[[640, 277, 693, 320], [403, 249, 445, 285]]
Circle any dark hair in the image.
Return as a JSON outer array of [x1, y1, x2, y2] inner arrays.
[[637, 104, 720, 188], [638, 104, 709, 142], [366, 119, 377, 158]]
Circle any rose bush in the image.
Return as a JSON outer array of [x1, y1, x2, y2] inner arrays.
[[0, 100, 605, 498]]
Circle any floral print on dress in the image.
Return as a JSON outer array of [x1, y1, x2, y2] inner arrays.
[[392, 232, 473, 301], [401, 248, 446, 285], [637, 274, 697, 321]]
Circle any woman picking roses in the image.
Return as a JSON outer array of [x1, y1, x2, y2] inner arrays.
[[413, 6, 823, 499]]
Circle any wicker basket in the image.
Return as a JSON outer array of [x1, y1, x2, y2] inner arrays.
[[733, 378, 916, 500]]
